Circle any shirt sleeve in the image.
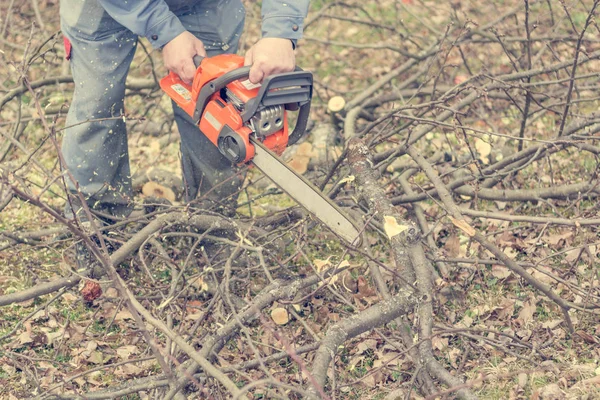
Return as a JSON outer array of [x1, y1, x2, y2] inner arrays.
[[97, 0, 186, 49], [261, 0, 310, 46]]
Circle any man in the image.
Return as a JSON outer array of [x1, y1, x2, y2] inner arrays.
[[60, 0, 309, 221]]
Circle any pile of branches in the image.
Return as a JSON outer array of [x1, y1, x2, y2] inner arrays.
[[1, 0, 599, 399]]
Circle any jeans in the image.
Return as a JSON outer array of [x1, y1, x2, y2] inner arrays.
[[60, 0, 246, 218]]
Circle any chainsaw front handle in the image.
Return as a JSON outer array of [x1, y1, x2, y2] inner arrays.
[[192, 66, 251, 122], [192, 62, 312, 145]]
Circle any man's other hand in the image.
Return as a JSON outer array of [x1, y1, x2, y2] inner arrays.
[[244, 38, 295, 84], [162, 31, 206, 84]]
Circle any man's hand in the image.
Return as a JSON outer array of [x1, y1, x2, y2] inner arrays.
[[162, 31, 206, 84], [244, 38, 295, 84]]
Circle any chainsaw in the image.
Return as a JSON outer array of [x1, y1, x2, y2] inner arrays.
[[160, 54, 360, 245]]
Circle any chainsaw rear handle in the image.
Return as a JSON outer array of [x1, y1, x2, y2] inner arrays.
[[191, 58, 312, 146]]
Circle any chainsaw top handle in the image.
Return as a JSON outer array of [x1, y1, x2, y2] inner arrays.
[[191, 56, 313, 146]]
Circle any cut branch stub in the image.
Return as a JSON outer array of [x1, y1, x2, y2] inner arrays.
[[142, 181, 177, 203], [327, 96, 346, 113], [134, 168, 184, 201]]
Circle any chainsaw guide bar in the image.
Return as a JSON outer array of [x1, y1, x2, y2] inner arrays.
[[250, 138, 362, 245]]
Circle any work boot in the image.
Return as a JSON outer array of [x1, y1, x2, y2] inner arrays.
[[73, 218, 108, 279], [65, 198, 109, 278]]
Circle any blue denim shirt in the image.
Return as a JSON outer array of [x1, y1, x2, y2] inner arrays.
[[97, 0, 310, 49]]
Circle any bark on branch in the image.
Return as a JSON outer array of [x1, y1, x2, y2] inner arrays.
[[307, 290, 417, 398]]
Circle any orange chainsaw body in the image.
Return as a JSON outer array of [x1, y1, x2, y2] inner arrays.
[[160, 54, 302, 163], [158, 57, 364, 246]]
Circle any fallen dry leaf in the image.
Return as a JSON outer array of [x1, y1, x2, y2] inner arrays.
[[528, 266, 557, 285], [115, 308, 134, 321], [104, 287, 119, 298], [45, 329, 67, 346], [445, 234, 460, 257], [545, 230, 573, 246], [518, 372, 528, 389], [575, 330, 598, 344], [458, 315, 474, 328], [87, 350, 103, 364], [360, 372, 380, 388], [116, 345, 138, 359], [190, 276, 209, 292], [431, 336, 449, 351], [491, 265, 511, 279], [121, 363, 143, 376], [314, 257, 332, 273], [341, 271, 358, 293], [475, 137, 492, 163], [356, 276, 377, 299], [450, 216, 476, 237], [535, 383, 565, 400], [61, 292, 78, 304], [541, 320, 563, 329], [185, 312, 204, 321], [349, 354, 365, 370], [383, 216, 408, 239], [339, 175, 355, 185], [81, 280, 102, 302], [356, 339, 378, 354], [185, 300, 204, 314], [571, 375, 600, 391], [516, 298, 537, 326], [18, 330, 33, 345], [447, 347, 461, 368]]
